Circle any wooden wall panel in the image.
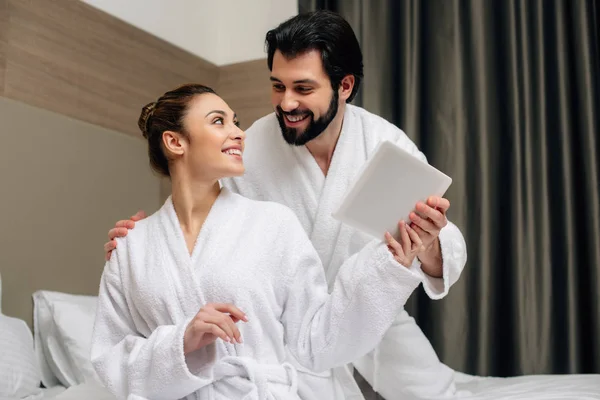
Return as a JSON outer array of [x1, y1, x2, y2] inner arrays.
[[2, 0, 218, 137], [217, 59, 273, 130]]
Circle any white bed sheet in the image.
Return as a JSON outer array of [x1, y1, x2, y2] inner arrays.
[[0, 386, 66, 400], [24, 374, 600, 400], [455, 371, 600, 399], [40, 386, 67, 398], [51, 382, 115, 400]]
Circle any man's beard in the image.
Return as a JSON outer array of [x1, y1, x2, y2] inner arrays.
[[276, 90, 339, 146]]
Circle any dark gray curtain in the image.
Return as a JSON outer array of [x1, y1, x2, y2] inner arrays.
[[300, 0, 600, 378]]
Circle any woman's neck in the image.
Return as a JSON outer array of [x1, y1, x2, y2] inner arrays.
[[170, 170, 221, 236]]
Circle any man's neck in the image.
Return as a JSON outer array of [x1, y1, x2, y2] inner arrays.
[[305, 105, 345, 176]]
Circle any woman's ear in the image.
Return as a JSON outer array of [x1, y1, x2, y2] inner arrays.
[[162, 131, 186, 158]]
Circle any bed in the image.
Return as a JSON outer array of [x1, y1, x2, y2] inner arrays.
[[454, 371, 600, 399], [1, 273, 598, 400]]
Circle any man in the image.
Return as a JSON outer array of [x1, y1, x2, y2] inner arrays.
[[104, 10, 467, 400]]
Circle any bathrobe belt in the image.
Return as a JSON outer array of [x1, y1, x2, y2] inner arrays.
[[211, 356, 300, 399]]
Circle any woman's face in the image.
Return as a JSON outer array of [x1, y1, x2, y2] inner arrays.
[[166, 93, 245, 181]]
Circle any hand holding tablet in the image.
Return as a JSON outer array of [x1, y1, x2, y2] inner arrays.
[[332, 140, 453, 265]]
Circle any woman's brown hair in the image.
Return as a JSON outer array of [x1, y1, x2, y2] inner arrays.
[[138, 84, 217, 177]]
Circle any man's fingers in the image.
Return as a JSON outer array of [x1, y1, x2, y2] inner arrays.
[[115, 220, 135, 229], [131, 210, 147, 222], [409, 211, 439, 232], [427, 196, 450, 213], [108, 227, 129, 240], [415, 203, 445, 226], [104, 240, 116, 253], [410, 224, 430, 242]]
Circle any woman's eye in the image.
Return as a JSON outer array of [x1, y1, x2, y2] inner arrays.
[[214, 118, 224, 125]]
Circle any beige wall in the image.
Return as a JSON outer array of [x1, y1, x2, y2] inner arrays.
[[0, 0, 275, 326], [0, 97, 161, 326], [218, 59, 273, 130]]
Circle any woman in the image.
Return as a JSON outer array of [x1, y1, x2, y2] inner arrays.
[[91, 84, 425, 400]]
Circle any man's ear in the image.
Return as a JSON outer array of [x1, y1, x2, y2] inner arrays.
[[339, 75, 355, 102]]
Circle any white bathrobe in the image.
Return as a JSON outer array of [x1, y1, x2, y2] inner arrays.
[[91, 188, 424, 400], [222, 104, 468, 399]]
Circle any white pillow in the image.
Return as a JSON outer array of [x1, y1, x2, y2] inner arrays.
[[51, 299, 98, 384], [32, 291, 97, 388], [0, 314, 43, 399]]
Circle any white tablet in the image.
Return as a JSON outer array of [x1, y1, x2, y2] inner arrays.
[[332, 140, 453, 241]]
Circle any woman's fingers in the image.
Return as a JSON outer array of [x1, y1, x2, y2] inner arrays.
[[211, 303, 248, 323], [399, 221, 412, 255], [406, 223, 424, 252], [203, 309, 240, 343], [385, 231, 405, 257], [202, 322, 228, 343]]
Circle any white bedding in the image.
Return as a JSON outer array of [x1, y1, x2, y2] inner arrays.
[[51, 382, 115, 400], [24, 288, 599, 400], [455, 371, 600, 399], [0, 386, 66, 400], [25, 373, 600, 400], [40, 386, 67, 398]]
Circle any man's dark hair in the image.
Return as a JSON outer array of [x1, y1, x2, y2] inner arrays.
[[265, 10, 364, 103]]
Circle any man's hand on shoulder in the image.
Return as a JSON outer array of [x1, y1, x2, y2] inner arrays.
[[104, 210, 146, 261]]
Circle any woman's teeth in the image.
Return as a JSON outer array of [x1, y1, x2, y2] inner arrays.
[[224, 149, 242, 156]]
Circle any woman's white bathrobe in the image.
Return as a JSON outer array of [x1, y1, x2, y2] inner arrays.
[[91, 188, 424, 400], [222, 104, 468, 399]]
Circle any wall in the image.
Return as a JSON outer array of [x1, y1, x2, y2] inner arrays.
[[0, 96, 161, 327], [0, 0, 203, 325], [80, 0, 298, 66]]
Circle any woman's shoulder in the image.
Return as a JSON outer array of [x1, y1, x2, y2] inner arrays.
[[111, 210, 161, 255]]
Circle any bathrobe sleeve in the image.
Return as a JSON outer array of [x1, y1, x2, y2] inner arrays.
[[91, 253, 216, 400], [277, 208, 423, 373], [392, 133, 468, 299]]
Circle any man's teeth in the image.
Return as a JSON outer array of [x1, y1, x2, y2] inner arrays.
[[224, 149, 242, 156], [286, 114, 307, 123]]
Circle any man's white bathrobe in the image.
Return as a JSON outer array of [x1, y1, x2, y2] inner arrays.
[[91, 188, 425, 400], [222, 104, 468, 399]]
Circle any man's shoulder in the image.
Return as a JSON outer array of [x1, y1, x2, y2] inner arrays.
[[347, 104, 407, 141], [245, 112, 278, 138], [347, 104, 423, 157]]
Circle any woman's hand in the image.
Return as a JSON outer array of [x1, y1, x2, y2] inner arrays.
[[384, 220, 424, 267], [183, 303, 248, 355]]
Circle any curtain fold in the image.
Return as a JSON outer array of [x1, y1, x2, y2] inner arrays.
[[300, 0, 599, 377]]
